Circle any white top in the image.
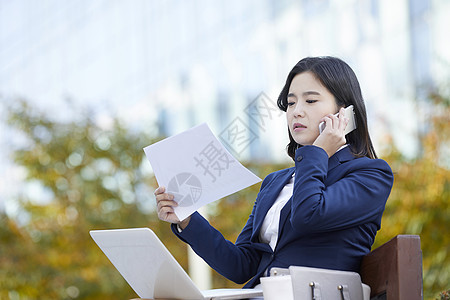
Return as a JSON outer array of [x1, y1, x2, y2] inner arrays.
[[259, 173, 295, 250]]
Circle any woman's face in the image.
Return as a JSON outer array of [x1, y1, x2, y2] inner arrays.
[[286, 71, 338, 146]]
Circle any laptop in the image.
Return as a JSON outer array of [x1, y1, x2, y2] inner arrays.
[[90, 228, 263, 300]]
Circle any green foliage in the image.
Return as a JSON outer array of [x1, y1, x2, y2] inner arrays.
[[1, 100, 170, 299]]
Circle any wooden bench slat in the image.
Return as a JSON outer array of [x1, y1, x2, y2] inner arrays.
[[360, 235, 423, 300]]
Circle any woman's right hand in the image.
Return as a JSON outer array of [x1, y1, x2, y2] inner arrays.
[[313, 107, 349, 157], [154, 186, 191, 229]]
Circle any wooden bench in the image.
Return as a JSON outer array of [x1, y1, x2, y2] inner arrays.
[[360, 235, 423, 300]]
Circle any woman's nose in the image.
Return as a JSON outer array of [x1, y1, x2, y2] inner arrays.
[[293, 103, 305, 117]]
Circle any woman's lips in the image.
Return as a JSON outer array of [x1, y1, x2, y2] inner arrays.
[[293, 122, 307, 131]]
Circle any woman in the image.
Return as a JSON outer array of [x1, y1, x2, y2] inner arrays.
[[154, 56, 394, 288]]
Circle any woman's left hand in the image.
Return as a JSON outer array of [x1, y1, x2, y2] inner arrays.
[[313, 107, 349, 157]]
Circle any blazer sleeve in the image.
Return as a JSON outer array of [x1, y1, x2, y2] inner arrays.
[[170, 173, 275, 284], [290, 145, 394, 235]]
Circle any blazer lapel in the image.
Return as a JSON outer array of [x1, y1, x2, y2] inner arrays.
[[252, 168, 295, 240], [276, 197, 292, 248]]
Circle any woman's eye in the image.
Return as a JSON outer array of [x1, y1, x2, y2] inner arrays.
[[287, 101, 295, 106], [306, 99, 317, 104]]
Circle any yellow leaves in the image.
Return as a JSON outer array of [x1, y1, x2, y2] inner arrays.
[[376, 92, 450, 299]]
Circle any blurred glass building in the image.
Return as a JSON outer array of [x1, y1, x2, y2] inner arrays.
[[1, 0, 449, 207]]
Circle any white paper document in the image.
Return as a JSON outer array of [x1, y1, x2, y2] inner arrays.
[[144, 123, 262, 221]]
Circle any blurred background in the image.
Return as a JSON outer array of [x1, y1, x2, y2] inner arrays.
[[0, 0, 448, 299]]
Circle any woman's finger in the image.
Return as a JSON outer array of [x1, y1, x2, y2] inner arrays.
[[155, 192, 174, 201], [159, 204, 176, 215], [321, 116, 333, 131], [154, 186, 165, 196], [338, 108, 349, 130], [157, 199, 178, 210], [341, 117, 349, 132], [157, 207, 180, 223]]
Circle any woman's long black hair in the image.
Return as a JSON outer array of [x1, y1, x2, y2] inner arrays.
[[277, 56, 378, 160]]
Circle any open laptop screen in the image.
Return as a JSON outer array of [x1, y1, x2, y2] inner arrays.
[[90, 228, 263, 300], [90, 228, 204, 299]]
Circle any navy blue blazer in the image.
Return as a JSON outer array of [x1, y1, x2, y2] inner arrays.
[[172, 145, 394, 288]]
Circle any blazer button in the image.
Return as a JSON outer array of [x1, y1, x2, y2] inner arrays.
[[296, 155, 303, 162]]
